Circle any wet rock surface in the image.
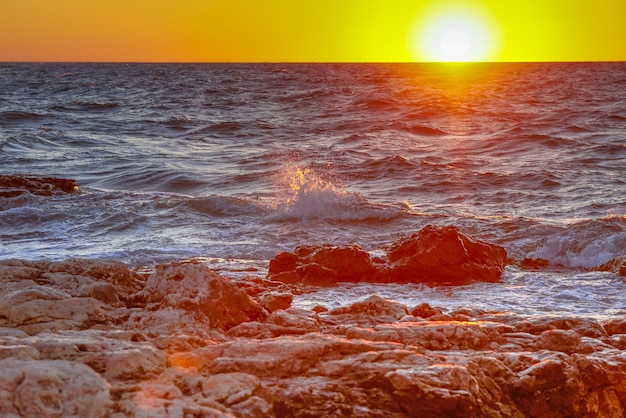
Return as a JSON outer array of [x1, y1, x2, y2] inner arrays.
[[268, 225, 508, 285], [0, 175, 79, 197], [1, 257, 626, 417], [596, 255, 626, 276]]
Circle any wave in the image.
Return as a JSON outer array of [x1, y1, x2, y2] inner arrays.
[[187, 195, 268, 217], [355, 97, 400, 112], [0, 110, 46, 122], [269, 165, 407, 222], [608, 113, 626, 122], [515, 217, 626, 269], [370, 155, 416, 170], [0, 133, 70, 157], [48, 102, 119, 112], [403, 124, 448, 136], [84, 165, 209, 194], [189, 120, 275, 137], [164, 116, 194, 131]]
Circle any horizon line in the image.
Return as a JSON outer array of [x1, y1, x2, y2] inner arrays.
[[1, 60, 625, 65]]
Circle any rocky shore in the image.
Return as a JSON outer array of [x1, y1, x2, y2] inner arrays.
[[2, 256, 626, 418]]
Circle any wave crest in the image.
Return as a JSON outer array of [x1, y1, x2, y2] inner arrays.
[[271, 165, 404, 221], [523, 217, 626, 269]]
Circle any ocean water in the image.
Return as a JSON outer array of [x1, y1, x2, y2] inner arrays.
[[1, 62, 625, 318]]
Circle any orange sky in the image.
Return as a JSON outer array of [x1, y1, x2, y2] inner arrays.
[[1, 0, 625, 62]]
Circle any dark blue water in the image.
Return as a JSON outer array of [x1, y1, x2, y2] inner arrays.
[[1, 63, 625, 317]]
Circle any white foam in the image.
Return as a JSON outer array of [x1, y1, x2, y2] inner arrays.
[[527, 223, 626, 268], [271, 165, 399, 221]]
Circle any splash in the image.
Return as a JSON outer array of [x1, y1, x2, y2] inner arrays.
[[273, 165, 397, 221], [524, 218, 626, 269]]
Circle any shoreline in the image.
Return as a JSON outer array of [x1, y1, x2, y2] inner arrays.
[[2, 257, 626, 417]]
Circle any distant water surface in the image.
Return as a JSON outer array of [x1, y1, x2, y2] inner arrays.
[[1, 63, 625, 318]]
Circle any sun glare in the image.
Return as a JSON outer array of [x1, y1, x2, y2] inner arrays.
[[409, 5, 502, 62], [440, 29, 471, 59]]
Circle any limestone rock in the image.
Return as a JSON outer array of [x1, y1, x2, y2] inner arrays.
[[105, 345, 167, 380], [2, 257, 626, 417], [267, 225, 507, 286], [0, 284, 104, 334], [329, 294, 409, 323], [385, 363, 518, 418], [0, 258, 144, 307], [603, 317, 626, 335], [141, 261, 265, 330], [595, 255, 626, 276], [0, 175, 79, 197], [411, 302, 443, 318], [258, 291, 293, 313], [201, 372, 262, 405], [46, 258, 146, 295], [386, 224, 507, 284], [0, 358, 112, 417], [267, 244, 380, 285]]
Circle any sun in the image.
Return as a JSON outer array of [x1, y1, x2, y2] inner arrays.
[[408, 5, 502, 62], [440, 29, 472, 59]]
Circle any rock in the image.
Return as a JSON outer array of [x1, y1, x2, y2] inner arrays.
[[509, 358, 572, 416], [385, 363, 518, 418], [258, 291, 293, 312], [3, 256, 626, 417], [201, 372, 261, 405], [105, 345, 167, 380], [0, 343, 40, 360], [410, 302, 443, 318], [0, 285, 105, 334], [266, 309, 320, 332], [141, 261, 265, 330], [386, 225, 507, 284], [230, 395, 273, 418], [114, 380, 189, 418], [123, 307, 231, 349], [227, 308, 321, 338], [266, 225, 507, 286], [0, 175, 79, 197], [208, 333, 402, 378], [513, 316, 607, 338], [329, 295, 409, 323], [0, 259, 43, 281], [0, 258, 145, 308], [46, 258, 146, 295], [267, 244, 380, 285], [595, 255, 626, 276], [603, 317, 626, 335], [536, 329, 583, 354], [0, 358, 112, 417]]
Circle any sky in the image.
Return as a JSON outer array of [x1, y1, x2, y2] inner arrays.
[[1, 0, 625, 62]]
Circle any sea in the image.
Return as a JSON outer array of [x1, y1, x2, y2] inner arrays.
[[1, 62, 625, 319]]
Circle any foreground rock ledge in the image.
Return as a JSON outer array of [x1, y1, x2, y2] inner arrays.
[[1, 258, 626, 417], [267, 225, 508, 286]]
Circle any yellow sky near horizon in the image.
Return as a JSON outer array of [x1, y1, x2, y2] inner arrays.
[[1, 0, 625, 62]]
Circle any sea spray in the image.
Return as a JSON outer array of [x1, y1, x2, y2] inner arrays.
[[271, 164, 407, 221]]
